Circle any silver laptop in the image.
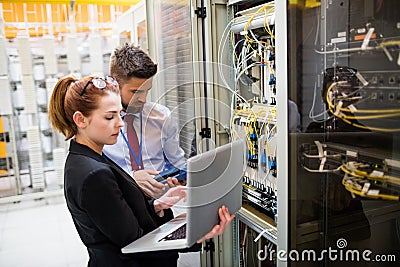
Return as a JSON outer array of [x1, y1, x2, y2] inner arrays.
[[121, 140, 245, 253]]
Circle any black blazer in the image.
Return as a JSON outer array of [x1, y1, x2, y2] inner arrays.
[[64, 140, 179, 267]]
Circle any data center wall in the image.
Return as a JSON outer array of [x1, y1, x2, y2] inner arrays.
[[0, 34, 115, 198], [287, 1, 400, 266]]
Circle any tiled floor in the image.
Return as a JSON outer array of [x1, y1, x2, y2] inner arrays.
[[0, 186, 200, 267], [0, 196, 88, 267]]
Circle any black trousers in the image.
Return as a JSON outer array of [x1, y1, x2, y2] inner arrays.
[[87, 247, 179, 267]]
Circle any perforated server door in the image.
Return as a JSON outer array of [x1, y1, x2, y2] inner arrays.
[[285, 1, 400, 266], [150, 0, 197, 159]]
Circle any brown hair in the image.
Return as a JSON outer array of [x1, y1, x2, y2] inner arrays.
[[109, 43, 157, 87], [48, 75, 120, 140]]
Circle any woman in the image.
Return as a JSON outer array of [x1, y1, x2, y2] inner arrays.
[[48, 75, 234, 267]]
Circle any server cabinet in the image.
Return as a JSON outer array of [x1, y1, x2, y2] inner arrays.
[[223, 1, 400, 266], [145, 1, 400, 266], [281, 1, 400, 266]]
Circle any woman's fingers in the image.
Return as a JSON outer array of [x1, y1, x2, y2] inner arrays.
[[195, 206, 236, 243], [197, 225, 221, 243]]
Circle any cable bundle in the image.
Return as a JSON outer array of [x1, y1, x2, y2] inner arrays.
[[340, 161, 400, 201], [326, 81, 400, 132]]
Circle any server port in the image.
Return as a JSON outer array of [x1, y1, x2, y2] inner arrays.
[[389, 76, 396, 85], [378, 76, 385, 85], [388, 92, 395, 101]]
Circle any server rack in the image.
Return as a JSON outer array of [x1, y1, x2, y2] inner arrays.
[[283, 1, 400, 266], [220, 1, 400, 266]]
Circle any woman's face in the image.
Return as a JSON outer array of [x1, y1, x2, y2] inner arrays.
[[83, 92, 124, 150]]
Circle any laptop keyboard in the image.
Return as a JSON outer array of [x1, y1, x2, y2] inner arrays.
[[159, 224, 187, 242]]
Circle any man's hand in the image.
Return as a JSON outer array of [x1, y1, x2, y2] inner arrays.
[[133, 170, 166, 198], [165, 177, 181, 187], [196, 206, 235, 243]]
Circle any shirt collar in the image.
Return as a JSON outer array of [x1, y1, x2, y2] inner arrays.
[[121, 110, 140, 119]]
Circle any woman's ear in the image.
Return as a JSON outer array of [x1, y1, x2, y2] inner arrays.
[[73, 111, 87, 129]]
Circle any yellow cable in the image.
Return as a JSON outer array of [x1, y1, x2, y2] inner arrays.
[[342, 163, 400, 186], [231, 32, 239, 61], [231, 108, 253, 140], [353, 169, 400, 186], [243, 4, 275, 59], [264, 7, 275, 38], [340, 165, 364, 178], [343, 108, 400, 114], [326, 81, 400, 114], [326, 81, 400, 132], [342, 180, 399, 201], [339, 116, 400, 132], [337, 111, 400, 120], [380, 40, 400, 47]]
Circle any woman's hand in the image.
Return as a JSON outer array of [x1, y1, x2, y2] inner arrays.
[[197, 206, 235, 243], [153, 186, 187, 217]]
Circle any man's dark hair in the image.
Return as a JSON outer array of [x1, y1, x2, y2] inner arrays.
[[109, 43, 157, 87]]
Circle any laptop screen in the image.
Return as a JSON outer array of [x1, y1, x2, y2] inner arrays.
[[185, 140, 245, 245]]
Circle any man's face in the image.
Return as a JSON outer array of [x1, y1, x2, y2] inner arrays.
[[120, 77, 153, 114]]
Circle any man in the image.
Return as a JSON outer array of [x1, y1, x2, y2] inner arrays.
[[103, 43, 186, 198]]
